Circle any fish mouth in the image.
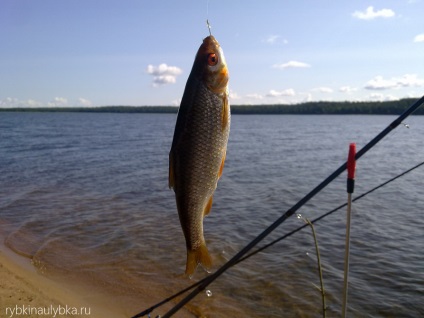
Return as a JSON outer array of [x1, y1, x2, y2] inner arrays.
[[203, 35, 219, 47]]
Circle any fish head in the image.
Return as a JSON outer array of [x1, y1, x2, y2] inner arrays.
[[193, 35, 229, 94]]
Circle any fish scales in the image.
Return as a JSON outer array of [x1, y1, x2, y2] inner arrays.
[[169, 35, 230, 275], [175, 83, 229, 244]]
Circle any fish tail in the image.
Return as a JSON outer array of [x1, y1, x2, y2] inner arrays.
[[185, 243, 212, 275]]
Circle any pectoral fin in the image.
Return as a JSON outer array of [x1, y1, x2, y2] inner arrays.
[[221, 95, 229, 131]]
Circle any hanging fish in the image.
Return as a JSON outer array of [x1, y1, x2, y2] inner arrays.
[[169, 34, 230, 275]]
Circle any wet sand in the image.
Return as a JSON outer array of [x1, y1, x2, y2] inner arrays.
[[0, 245, 197, 318], [0, 246, 135, 318], [0, 247, 105, 318]]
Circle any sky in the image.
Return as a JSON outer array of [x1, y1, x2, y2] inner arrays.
[[1, 0, 424, 107]]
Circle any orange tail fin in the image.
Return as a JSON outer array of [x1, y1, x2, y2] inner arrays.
[[185, 243, 212, 276]]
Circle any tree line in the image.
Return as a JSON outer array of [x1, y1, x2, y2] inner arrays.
[[232, 98, 423, 115], [1, 98, 423, 115]]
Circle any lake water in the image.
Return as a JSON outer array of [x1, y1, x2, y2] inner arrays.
[[0, 112, 423, 317]]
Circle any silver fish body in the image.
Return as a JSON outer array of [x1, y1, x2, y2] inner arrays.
[[169, 35, 230, 275]]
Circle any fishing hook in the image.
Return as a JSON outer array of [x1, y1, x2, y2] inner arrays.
[[206, 19, 212, 36]]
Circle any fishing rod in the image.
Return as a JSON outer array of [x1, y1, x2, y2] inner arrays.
[[143, 95, 424, 317], [161, 96, 424, 317], [133, 159, 424, 318]]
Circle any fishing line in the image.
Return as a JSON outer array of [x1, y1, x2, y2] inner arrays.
[[206, 0, 211, 36], [206, 0, 209, 19], [206, 1, 213, 36], [132, 158, 424, 317]]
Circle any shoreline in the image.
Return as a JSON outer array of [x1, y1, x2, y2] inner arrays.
[[0, 243, 196, 318], [0, 245, 120, 318]]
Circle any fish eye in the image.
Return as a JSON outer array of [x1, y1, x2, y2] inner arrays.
[[207, 53, 218, 66]]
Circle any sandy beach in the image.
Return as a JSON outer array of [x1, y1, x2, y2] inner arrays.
[[0, 247, 103, 318], [0, 245, 198, 318], [0, 258, 64, 318]]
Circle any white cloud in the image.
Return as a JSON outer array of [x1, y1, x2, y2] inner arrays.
[[272, 61, 311, 69], [303, 93, 313, 102], [396, 74, 424, 87], [26, 99, 43, 107], [365, 76, 396, 90], [263, 35, 279, 44], [229, 90, 241, 100], [368, 93, 398, 101], [339, 86, 358, 93], [262, 35, 288, 45], [267, 89, 296, 97], [246, 93, 264, 100], [0, 97, 44, 108], [171, 99, 181, 106], [413, 33, 424, 42], [312, 87, 333, 93], [152, 75, 178, 86], [47, 97, 68, 107], [1, 97, 18, 107], [146, 63, 182, 87], [146, 64, 182, 76], [365, 74, 424, 90], [352, 6, 395, 20], [77, 98, 92, 107], [0, 97, 93, 108]]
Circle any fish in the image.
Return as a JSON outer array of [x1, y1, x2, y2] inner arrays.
[[169, 35, 230, 275]]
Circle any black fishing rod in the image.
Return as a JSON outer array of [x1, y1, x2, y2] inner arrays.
[[160, 95, 424, 318], [133, 159, 424, 318]]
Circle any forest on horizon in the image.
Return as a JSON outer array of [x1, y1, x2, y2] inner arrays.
[[1, 98, 423, 115]]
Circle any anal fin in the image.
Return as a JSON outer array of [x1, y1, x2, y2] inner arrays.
[[204, 196, 213, 216], [218, 151, 226, 179]]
